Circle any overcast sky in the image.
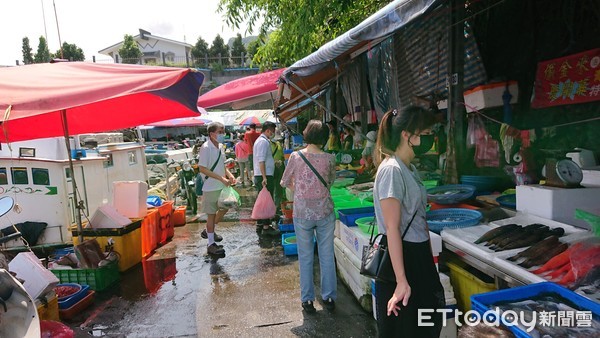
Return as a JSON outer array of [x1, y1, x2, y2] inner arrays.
[[0, 0, 254, 66]]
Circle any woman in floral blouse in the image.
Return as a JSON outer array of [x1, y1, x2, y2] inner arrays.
[[281, 120, 337, 314]]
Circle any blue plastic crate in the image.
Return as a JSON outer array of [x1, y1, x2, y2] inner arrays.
[[278, 220, 295, 233], [57, 284, 90, 309], [338, 207, 375, 227], [471, 282, 600, 338]]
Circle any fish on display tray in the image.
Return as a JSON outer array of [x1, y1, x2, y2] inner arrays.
[[476, 223, 566, 252], [493, 295, 600, 337]]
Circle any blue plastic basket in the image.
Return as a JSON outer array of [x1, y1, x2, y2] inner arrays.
[[426, 208, 482, 234], [471, 282, 600, 338], [337, 207, 375, 227], [278, 220, 295, 233], [57, 284, 90, 309], [427, 184, 476, 205], [495, 193, 516, 209]]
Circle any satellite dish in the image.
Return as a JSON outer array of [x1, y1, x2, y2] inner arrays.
[[0, 196, 15, 219]]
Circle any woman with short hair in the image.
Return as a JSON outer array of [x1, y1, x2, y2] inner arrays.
[[281, 120, 337, 313]]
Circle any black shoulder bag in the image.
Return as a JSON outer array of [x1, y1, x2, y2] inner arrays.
[[360, 210, 418, 283], [297, 151, 328, 188]]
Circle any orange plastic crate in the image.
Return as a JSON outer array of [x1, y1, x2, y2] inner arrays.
[[137, 210, 159, 258], [151, 201, 173, 245], [173, 206, 187, 226]]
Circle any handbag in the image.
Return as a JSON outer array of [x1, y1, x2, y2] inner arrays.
[[360, 210, 418, 283], [196, 150, 221, 196], [297, 151, 328, 188]]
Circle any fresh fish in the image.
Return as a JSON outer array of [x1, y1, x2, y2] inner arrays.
[[573, 266, 600, 289], [474, 223, 519, 244], [491, 225, 550, 251], [508, 236, 559, 261], [520, 242, 568, 268], [502, 227, 563, 251], [486, 225, 523, 246], [488, 223, 545, 247]]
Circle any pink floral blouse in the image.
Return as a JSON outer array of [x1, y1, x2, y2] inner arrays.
[[280, 150, 336, 220]]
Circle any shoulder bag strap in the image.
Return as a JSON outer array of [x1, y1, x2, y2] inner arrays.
[[369, 209, 418, 244], [297, 151, 328, 188], [204, 148, 222, 180]]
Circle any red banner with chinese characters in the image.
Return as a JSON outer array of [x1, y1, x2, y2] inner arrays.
[[532, 48, 600, 108]]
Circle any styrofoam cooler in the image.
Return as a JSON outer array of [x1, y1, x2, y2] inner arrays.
[[113, 181, 148, 218], [9, 252, 59, 299], [334, 237, 372, 312]]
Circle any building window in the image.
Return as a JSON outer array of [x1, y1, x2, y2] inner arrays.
[[128, 151, 137, 165], [32, 168, 50, 185], [11, 167, 29, 185], [0, 168, 7, 185]]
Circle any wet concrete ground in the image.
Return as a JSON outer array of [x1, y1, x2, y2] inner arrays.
[[67, 189, 377, 337]]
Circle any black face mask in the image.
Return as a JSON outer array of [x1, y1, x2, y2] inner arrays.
[[411, 134, 435, 155]]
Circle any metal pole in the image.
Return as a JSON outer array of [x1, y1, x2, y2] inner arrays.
[[61, 110, 83, 243], [41, 0, 48, 44], [448, 0, 466, 181], [52, 0, 64, 59]]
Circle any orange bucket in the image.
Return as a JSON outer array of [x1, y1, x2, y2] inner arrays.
[[281, 201, 293, 219]]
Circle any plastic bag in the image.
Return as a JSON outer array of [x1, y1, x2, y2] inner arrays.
[[566, 237, 600, 287], [475, 134, 500, 168], [146, 195, 163, 207], [467, 114, 487, 148], [251, 187, 276, 219], [218, 187, 240, 209]]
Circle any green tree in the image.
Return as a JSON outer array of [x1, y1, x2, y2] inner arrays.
[[218, 0, 388, 67], [230, 33, 247, 66], [118, 34, 142, 64], [34, 36, 51, 63], [22, 37, 34, 64], [209, 34, 229, 67], [54, 42, 85, 61], [191, 36, 209, 67], [246, 39, 261, 61]]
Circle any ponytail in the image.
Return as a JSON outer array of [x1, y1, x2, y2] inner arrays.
[[373, 106, 435, 167], [374, 109, 399, 166]]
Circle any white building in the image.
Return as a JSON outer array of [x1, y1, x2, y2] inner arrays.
[[98, 29, 192, 65]]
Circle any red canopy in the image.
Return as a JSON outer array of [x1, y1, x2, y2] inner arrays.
[[197, 68, 285, 109], [0, 62, 204, 142]]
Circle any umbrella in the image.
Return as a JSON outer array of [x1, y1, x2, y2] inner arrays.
[[0, 62, 204, 241], [197, 68, 285, 109], [239, 116, 266, 126], [146, 116, 210, 127]]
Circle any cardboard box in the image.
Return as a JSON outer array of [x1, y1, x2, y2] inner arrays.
[[463, 81, 518, 112]]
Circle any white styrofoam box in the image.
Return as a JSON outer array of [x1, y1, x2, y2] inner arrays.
[[516, 185, 600, 229], [463, 81, 518, 112], [334, 238, 372, 312], [430, 231, 442, 272], [334, 220, 341, 239], [339, 221, 371, 260], [436, 81, 518, 113], [439, 273, 452, 289], [89, 205, 131, 228], [8, 252, 59, 299], [582, 168, 600, 187], [112, 181, 148, 218]]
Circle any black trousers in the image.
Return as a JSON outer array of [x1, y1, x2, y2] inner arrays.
[[375, 240, 445, 338], [254, 175, 275, 225]]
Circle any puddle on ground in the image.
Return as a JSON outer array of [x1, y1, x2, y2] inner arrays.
[[115, 257, 177, 300]]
